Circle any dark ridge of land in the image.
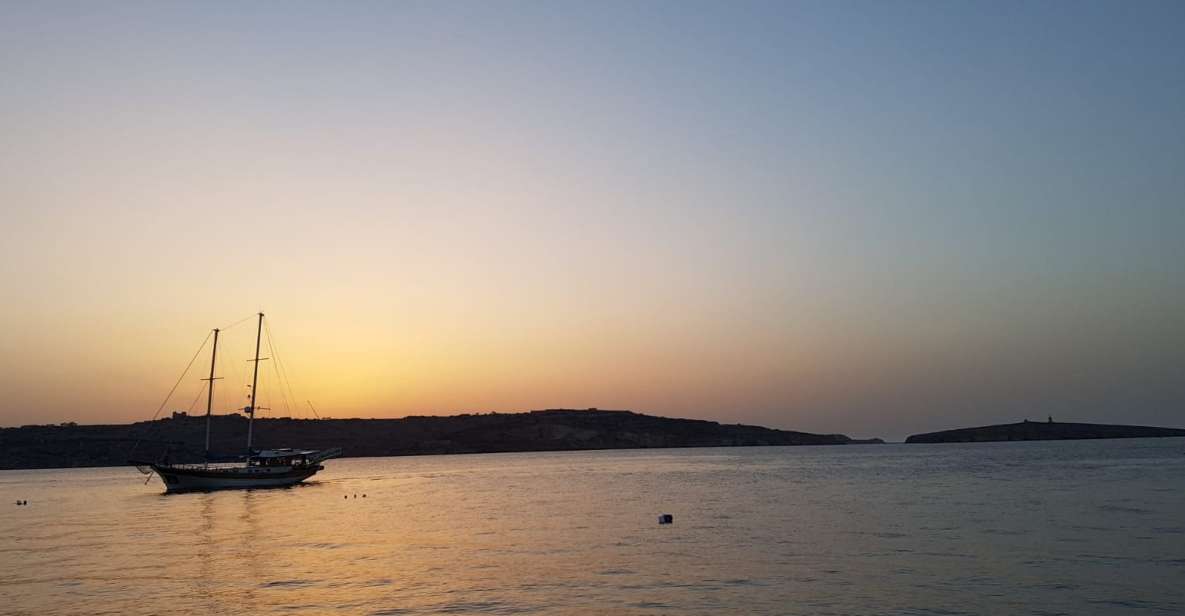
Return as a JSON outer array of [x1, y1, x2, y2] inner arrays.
[[905, 420, 1185, 444], [0, 409, 883, 470]]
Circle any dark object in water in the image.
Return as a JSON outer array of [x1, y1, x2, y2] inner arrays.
[[658, 514, 673, 524]]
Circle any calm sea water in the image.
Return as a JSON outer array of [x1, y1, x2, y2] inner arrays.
[[2, 439, 1184, 615]]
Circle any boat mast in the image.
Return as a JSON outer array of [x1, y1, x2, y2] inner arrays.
[[202, 328, 221, 461], [246, 312, 265, 453]]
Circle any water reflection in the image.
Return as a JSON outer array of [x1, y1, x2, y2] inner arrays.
[[195, 493, 215, 611], [1, 439, 1184, 615]]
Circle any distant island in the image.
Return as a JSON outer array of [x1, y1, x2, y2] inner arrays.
[[0, 409, 883, 470], [906, 419, 1185, 444]]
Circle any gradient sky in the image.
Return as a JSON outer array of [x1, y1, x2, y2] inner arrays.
[[2, 1, 1183, 440]]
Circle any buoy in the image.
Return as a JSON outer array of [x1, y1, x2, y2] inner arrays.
[[343, 495, 347, 499], [362, 494, 366, 498], [658, 514, 673, 524]]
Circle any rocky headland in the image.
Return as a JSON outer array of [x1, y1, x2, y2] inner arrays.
[[905, 420, 1185, 444]]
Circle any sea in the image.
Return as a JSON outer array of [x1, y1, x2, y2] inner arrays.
[[2, 438, 1184, 615]]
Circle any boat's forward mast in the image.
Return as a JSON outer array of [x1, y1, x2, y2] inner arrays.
[[199, 327, 222, 462]]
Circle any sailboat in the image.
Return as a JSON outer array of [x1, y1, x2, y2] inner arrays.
[[132, 313, 342, 492]]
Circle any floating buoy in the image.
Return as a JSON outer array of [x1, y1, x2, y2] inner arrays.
[[658, 514, 673, 524], [362, 494, 366, 498], [343, 495, 347, 499]]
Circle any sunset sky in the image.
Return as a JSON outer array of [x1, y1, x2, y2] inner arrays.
[[2, 2, 1182, 441]]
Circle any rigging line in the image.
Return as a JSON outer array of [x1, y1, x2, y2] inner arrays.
[[148, 330, 212, 421], [127, 329, 213, 459], [280, 344, 302, 419], [277, 341, 300, 419], [216, 344, 228, 417], [186, 381, 208, 414], [219, 313, 256, 332], [283, 357, 299, 419], [274, 332, 297, 418], [264, 319, 301, 420], [219, 327, 248, 411], [264, 327, 291, 417], [306, 400, 322, 420], [262, 320, 286, 416]]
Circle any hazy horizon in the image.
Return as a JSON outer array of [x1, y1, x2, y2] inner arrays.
[[2, 2, 1183, 443]]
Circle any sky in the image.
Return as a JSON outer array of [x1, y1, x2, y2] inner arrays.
[[1, 1, 1183, 441]]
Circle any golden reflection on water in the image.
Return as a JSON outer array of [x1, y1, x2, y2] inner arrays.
[[2, 441, 1185, 615]]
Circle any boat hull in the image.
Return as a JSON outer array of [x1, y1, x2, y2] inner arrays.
[[148, 464, 323, 492]]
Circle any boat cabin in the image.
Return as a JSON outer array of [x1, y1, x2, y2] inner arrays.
[[249, 449, 319, 467]]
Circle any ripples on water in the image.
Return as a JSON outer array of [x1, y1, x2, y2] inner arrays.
[[2, 439, 1184, 615]]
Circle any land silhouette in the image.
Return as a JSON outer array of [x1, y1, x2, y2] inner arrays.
[[6, 411, 1183, 470], [906, 420, 1185, 443], [1, 409, 882, 470]]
